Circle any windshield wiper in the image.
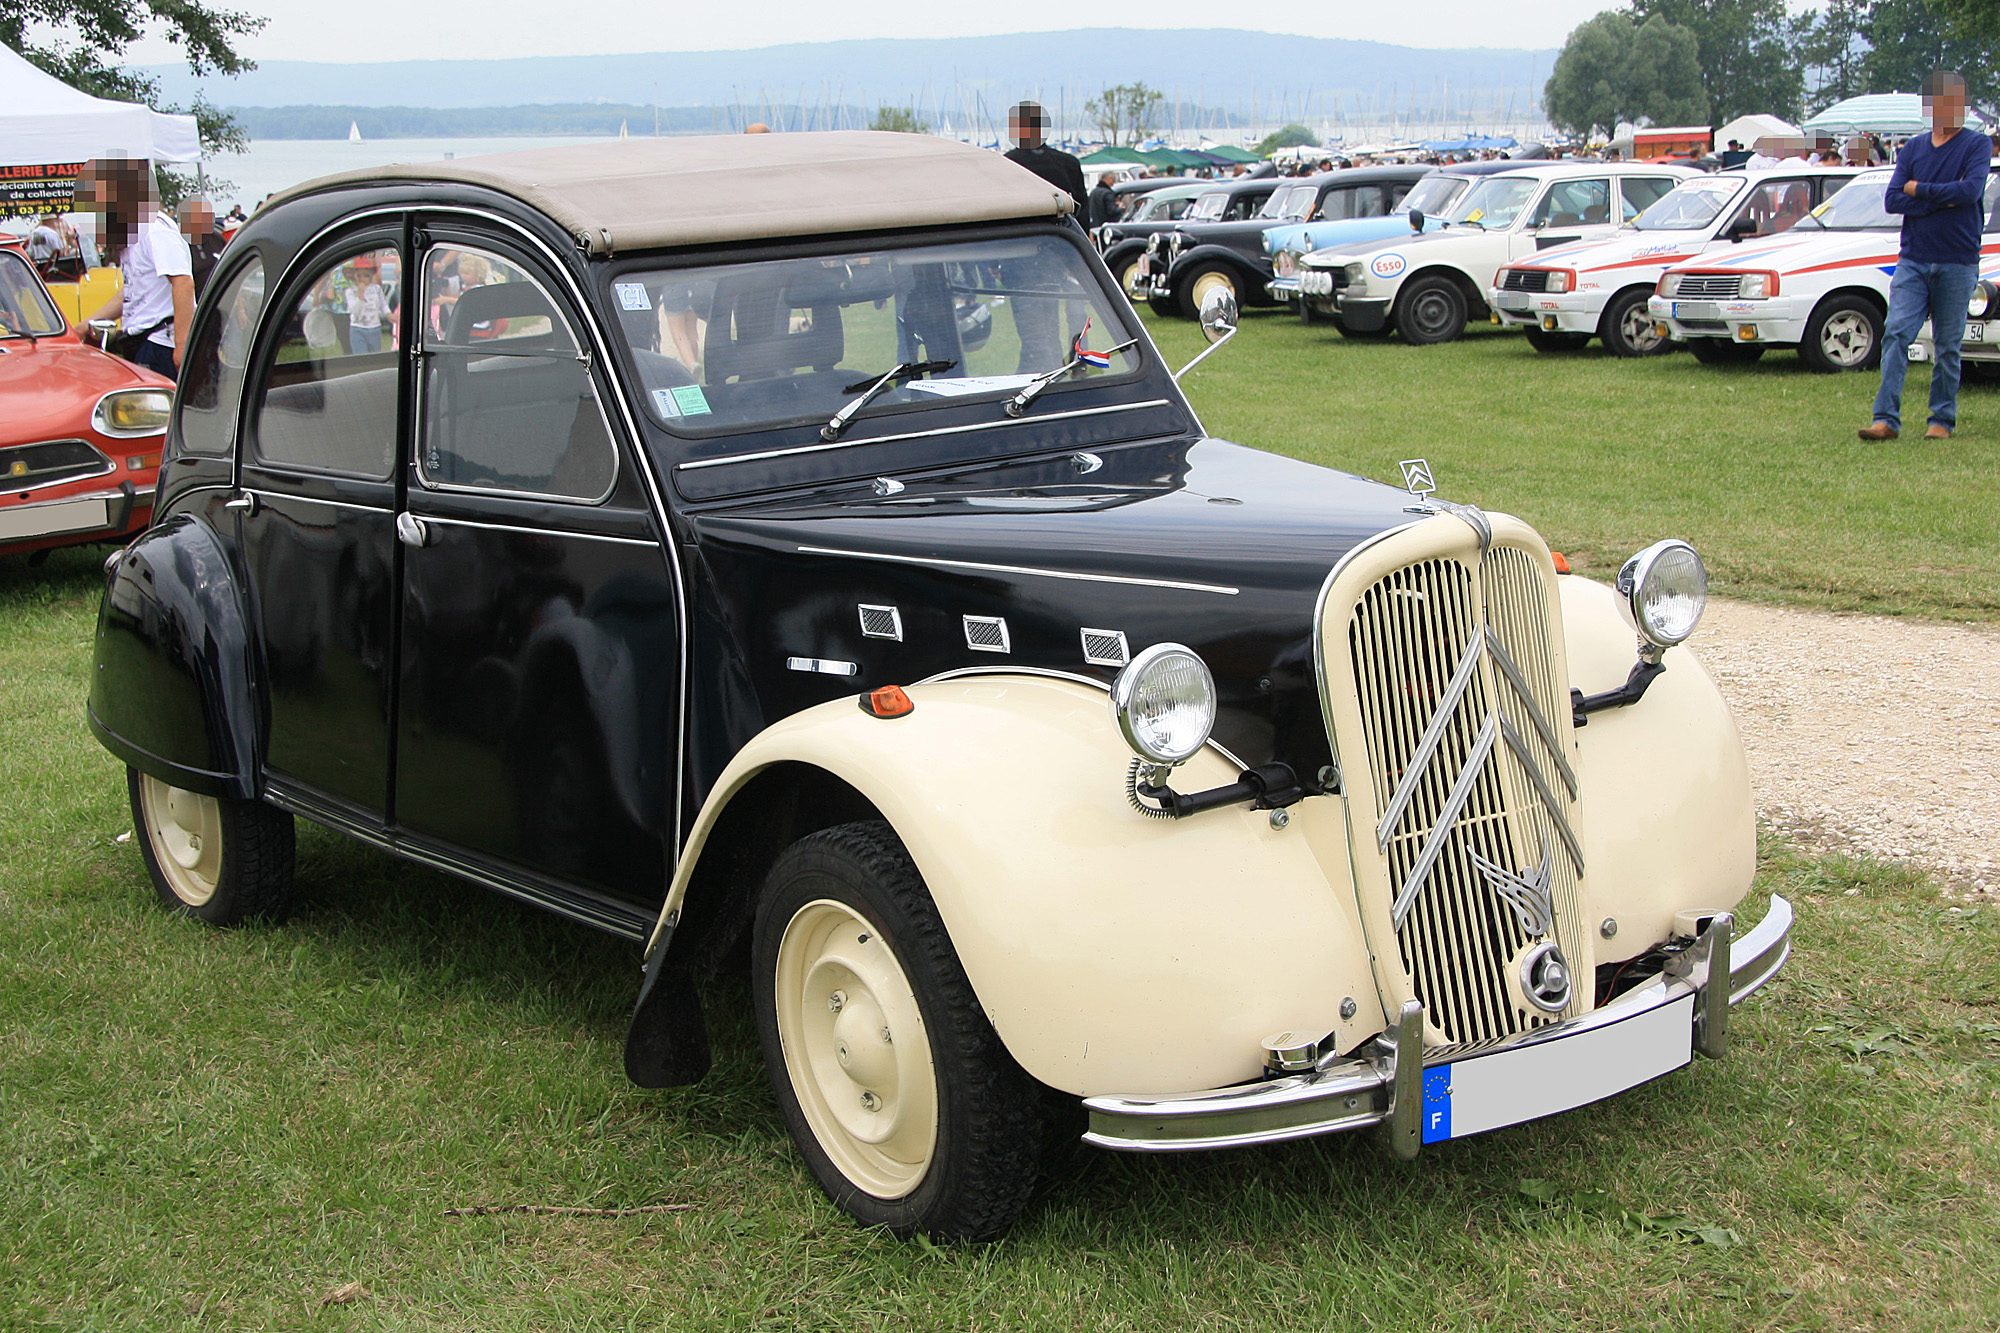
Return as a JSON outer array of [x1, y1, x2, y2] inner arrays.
[[1004, 337, 1139, 417], [821, 359, 956, 441]]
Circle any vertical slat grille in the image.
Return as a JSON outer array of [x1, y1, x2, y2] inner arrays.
[[1341, 542, 1586, 1045]]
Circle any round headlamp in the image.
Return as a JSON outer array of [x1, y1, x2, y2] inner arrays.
[[1110, 643, 1217, 766], [1616, 539, 1708, 649], [92, 388, 173, 438], [1968, 280, 1997, 321]]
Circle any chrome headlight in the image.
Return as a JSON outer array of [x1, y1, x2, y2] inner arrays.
[[1110, 643, 1217, 766], [1343, 261, 1366, 285], [1659, 273, 1685, 297], [1616, 539, 1708, 650], [1970, 280, 1997, 321], [92, 388, 173, 438]]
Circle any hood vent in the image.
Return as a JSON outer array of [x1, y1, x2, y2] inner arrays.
[[963, 615, 1010, 653], [1080, 628, 1130, 667], [858, 604, 903, 641]]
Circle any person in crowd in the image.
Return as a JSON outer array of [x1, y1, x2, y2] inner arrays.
[[176, 198, 228, 296], [226, 204, 247, 224], [1086, 172, 1118, 228], [1860, 70, 1992, 442], [78, 157, 192, 381], [1001, 100, 1085, 371], [1003, 100, 1086, 211], [344, 253, 386, 354]]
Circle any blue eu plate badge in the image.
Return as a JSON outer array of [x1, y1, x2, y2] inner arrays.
[[1421, 1067, 1452, 1143]]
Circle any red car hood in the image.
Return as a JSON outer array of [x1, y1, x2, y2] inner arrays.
[[0, 337, 169, 445]]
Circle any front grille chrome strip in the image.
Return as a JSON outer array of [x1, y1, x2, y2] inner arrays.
[[1485, 628, 1578, 798], [1390, 712, 1499, 927], [1375, 628, 1487, 851]]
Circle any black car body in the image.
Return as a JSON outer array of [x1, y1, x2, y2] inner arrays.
[[1096, 177, 1279, 301], [87, 133, 1787, 1242]]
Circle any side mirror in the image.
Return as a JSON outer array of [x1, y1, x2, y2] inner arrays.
[[1408, 207, 1425, 232], [1174, 288, 1239, 382], [1726, 214, 1757, 242]]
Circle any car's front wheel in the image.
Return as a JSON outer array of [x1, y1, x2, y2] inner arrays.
[[1688, 337, 1766, 365], [1523, 326, 1592, 352], [129, 768, 295, 926], [1394, 275, 1468, 344], [1799, 294, 1883, 373], [1113, 258, 1144, 302], [1600, 288, 1670, 357], [753, 822, 1040, 1240], [1178, 264, 1239, 320]]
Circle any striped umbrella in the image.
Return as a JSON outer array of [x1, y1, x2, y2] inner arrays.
[[1802, 93, 1988, 137]]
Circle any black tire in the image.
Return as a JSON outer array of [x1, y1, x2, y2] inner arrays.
[[1523, 326, 1592, 352], [1112, 258, 1143, 302], [128, 767, 295, 926], [1393, 275, 1468, 344], [1335, 317, 1393, 340], [1798, 294, 1883, 373], [1688, 338, 1766, 365], [1964, 359, 2000, 384], [1298, 296, 1320, 325], [1599, 287, 1670, 357], [1146, 292, 1178, 319], [752, 821, 1041, 1241], [1175, 263, 1240, 321]]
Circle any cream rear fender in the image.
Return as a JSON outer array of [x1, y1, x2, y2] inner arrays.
[[648, 674, 1386, 1097], [1559, 575, 1756, 959]]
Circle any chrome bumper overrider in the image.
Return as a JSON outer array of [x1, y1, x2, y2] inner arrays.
[[1082, 895, 1792, 1153]]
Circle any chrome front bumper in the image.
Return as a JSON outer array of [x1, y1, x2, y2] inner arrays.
[[1083, 895, 1792, 1153]]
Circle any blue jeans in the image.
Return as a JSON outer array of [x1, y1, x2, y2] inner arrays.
[[128, 337, 177, 382], [349, 324, 383, 355], [1872, 260, 1979, 431]]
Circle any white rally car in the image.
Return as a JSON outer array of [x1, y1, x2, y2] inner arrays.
[[1492, 167, 1861, 357], [1295, 163, 1692, 343]]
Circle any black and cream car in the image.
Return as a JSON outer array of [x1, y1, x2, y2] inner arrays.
[[89, 133, 1790, 1241]]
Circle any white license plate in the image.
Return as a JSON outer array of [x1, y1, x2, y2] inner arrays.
[[0, 496, 109, 542], [1671, 301, 1720, 320], [1420, 993, 1693, 1144], [1495, 293, 1533, 310], [1967, 323, 1986, 342]]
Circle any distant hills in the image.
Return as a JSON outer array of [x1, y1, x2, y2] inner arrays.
[[141, 28, 1556, 133]]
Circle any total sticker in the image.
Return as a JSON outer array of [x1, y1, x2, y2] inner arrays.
[[652, 385, 713, 418], [1370, 252, 1407, 279], [615, 281, 652, 311]]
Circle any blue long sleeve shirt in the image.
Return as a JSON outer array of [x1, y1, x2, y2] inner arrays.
[[1884, 127, 1992, 266]]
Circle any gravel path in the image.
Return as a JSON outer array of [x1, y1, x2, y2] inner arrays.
[[1696, 598, 1999, 896]]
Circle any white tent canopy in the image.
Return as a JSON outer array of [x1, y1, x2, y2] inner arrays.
[[1713, 114, 1800, 150], [0, 42, 200, 166], [1803, 93, 1987, 138]]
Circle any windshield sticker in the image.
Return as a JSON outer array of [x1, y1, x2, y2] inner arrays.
[[653, 385, 713, 418], [902, 374, 1038, 398], [1810, 203, 1831, 218], [615, 282, 652, 311], [1465, 209, 1485, 223], [1371, 253, 1407, 278]]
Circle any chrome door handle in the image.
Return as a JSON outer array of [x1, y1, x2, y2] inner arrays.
[[223, 493, 258, 515], [395, 512, 431, 548]]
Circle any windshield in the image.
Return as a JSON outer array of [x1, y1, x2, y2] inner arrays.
[[611, 233, 1141, 438], [1258, 184, 1317, 221], [1445, 176, 1539, 227], [1633, 176, 1745, 231], [0, 251, 66, 337], [1402, 174, 1469, 217], [1189, 192, 1229, 221], [1798, 172, 1898, 231]]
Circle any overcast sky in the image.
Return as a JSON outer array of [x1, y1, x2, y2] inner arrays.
[[119, 3, 1621, 65]]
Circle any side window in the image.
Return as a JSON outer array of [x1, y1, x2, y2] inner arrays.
[[1531, 179, 1611, 228], [252, 245, 400, 478], [1386, 181, 1417, 211], [176, 257, 266, 456], [1227, 193, 1263, 221], [1738, 179, 1816, 236], [1619, 177, 1678, 220], [418, 246, 616, 503], [1316, 189, 1355, 222]]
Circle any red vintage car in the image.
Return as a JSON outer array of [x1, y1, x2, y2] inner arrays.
[[0, 236, 168, 561]]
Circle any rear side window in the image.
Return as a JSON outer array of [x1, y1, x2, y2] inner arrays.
[[1620, 177, 1679, 220], [252, 245, 401, 478], [175, 257, 266, 456], [1531, 179, 1612, 228]]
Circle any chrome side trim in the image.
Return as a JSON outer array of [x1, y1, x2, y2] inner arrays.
[[1080, 895, 1791, 1153], [242, 488, 390, 515], [419, 513, 659, 548], [675, 399, 1178, 471], [796, 543, 1239, 595]]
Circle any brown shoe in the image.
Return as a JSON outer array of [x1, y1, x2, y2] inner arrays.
[[1857, 422, 1898, 441], [1925, 424, 1953, 440]]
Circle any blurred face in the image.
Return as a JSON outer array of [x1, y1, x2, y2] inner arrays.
[[1925, 84, 1967, 133], [1009, 104, 1046, 149], [179, 201, 214, 239]]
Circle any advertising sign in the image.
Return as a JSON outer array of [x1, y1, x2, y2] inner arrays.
[[1, 163, 82, 220]]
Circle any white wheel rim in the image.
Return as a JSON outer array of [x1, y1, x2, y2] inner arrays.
[[773, 899, 938, 1199], [1192, 271, 1235, 309], [138, 774, 222, 906], [1821, 312, 1873, 366], [1118, 262, 1143, 299], [1621, 303, 1660, 351]]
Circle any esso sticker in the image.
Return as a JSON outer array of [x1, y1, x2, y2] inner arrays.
[[1371, 253, 1407, 279]]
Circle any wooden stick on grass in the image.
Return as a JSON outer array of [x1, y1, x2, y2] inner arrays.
[[444, 1203, 696, 1218]]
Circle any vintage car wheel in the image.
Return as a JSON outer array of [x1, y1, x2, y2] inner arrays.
[[1178, 265, 1239, 321], [1393, 275, 1467, 345], [1523, 327, 1592, 353], [1687, 338, 1766, 365], [1798, 295, 1883, 374], [753, 821, 1040, 1240], [129, 768, 296, 926], [1599, 289, 1670, 357], [1113, 259, 1144, 301], [1145, 292, 1179, 319]]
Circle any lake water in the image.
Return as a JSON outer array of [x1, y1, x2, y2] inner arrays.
[[203, 136, 620, 210]]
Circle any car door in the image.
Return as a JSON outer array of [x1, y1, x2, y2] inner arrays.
[[235, 227, 405, 822], [1520, 176, 1612, 253], [393, 229, 680, 917]]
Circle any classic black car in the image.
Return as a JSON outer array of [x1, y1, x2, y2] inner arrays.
[[1096, 177, 1280, 301], [1141, 166, 1433, 318], [90, 133, 1789, 1243]]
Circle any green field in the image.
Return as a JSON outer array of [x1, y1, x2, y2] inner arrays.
[[3, 309, 1999, 1330]]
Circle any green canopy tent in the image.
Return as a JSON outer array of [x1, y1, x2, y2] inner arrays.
[[1200, 144, 1262, 164]]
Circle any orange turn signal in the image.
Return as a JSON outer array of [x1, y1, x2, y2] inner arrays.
[[1551, 552, 1572, 574], [859, 685, 914, 718]]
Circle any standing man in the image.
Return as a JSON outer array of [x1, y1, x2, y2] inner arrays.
[[1002, 100, 1086, 370], [1004, 101, 1086, 211], [79, 157, 192, 382], [1860, 71, 1991, 442], [1086, 172, 1119, 228]]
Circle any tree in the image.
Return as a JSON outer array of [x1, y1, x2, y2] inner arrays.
[[1255, 124, 1319, 155], [1924, 0, 2000, 49], [1543, 11, 1707, 139], [1629, 0, 1805, 122], [869, 106, 929, 135], [1800, 0, 1870, 114], [1084, 83, 1164, 147], [1861, 0, 1998, 111]]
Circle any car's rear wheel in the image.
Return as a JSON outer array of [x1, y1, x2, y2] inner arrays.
[[129, 768, 295, 926], [1178, 264, 1240, 320], [753, 822, 1040, 1240], [1394, 275, 1468, 344], [1798, 295, 1883, 373], [1688, 338, 1766, 365], [1523, 326, 1592, 352], [1964, 359, 2000, 383], [1600, 288, 1670, 357]]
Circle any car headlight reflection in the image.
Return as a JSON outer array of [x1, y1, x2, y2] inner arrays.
[[92, 388, 173, 438], [1110, 643, 1217, 766], [1616, 539, 1708, 651]]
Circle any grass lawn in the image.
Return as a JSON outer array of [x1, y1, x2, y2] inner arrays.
[[1147, 309, 2000, 620], [3, 308, 1998, 1329]]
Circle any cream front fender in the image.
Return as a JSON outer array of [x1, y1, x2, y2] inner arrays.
[[1560, 577, 1757, 960], [653, 675, 1385, 1097]]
